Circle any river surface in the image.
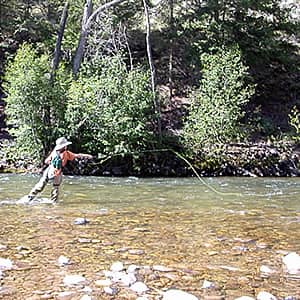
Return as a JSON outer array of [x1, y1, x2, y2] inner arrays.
[[0, 174, 299, 299]]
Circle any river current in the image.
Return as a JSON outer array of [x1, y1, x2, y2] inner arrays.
[[0, 174, 299, 299]]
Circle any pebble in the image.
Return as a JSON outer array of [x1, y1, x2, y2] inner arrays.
[[73, 218, 89, 225], [58, 255, 71, 266], [63, 275, 86, 286], [163, 289, 198, 300], [103, 286, 118, 295], [153, 265, 173, 272], [234, 297, 255, 300], [95, 279, 112, 286], [110, 261, 124, 272], [57, 291, 76, 299], [130, 281, 149, 294], [202, 279, 215, 289], [260, 265, 275, 275], [0, 258, 13, 270], [127, 264, 139, 273], [257, 291, 277, 300], [282, 252, 300, 275], [80, 295, 92, 300], [0, 244, 7, 250]]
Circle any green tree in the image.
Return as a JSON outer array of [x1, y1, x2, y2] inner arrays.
[[65, 55, 156, 156], [4, 44, 70, 161], [183, 46, 255, 153]]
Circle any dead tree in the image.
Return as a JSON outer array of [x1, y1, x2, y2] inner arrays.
[[73, 0, 126, 76]]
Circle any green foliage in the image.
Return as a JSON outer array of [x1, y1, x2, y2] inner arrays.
[[289, 105, 300, 142], [183, 46, 255, 153], [179, 0, 299, 65], [3, 44, 70, 161], [65, 55, 155, 155]]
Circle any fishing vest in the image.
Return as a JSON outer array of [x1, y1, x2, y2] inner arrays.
[[51, 153, 62, 170]]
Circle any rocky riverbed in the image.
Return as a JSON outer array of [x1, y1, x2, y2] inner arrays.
[[0, 205, 299, 300]]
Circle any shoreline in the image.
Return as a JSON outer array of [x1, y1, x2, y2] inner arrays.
[[1, 141, 299, 177]]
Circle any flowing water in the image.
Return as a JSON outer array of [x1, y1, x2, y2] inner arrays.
[[0, 174, 299, 299]]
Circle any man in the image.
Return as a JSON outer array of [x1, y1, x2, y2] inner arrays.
[[24, 137, 92, 203]]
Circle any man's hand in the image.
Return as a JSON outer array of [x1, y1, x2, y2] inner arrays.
[[80, 154, 93, 159]]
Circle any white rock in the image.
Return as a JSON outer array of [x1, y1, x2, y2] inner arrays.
[[257, 291, 277, 300], [73, 218, 89, 225], [0, 258, 13, 270], [103, 286, 118, 295], [202, 279, 214, 289], [57, 291, 76, 299], [260, 265, 274, 274], [282, 252, 300, 274], [58, 255, 70, 266], [81, 286, 93, 293], [103, 270, 114, 278], [136, 297, 149, 300], [95, 279, 112, 286], [234, 297, 255, 300], [110, 261, 124, 272], [153, 265, 173, 272], [127, 264, 139, 273], [130, 282, 149, 294], [119, 273, 137, 286], [80, 296, 92, 300], [63, 275, 86, 286], [163, 289, 198, 300]]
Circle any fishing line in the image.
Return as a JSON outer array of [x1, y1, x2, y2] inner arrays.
[[89, 148, 243, 197]]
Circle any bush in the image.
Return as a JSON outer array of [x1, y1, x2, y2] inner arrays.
[[289, 105, 300, 142], [65, 55, 156, 156], [3, 43, 70, 162], [182, 46, 255, 154]]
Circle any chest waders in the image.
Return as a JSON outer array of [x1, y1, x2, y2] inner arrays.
[[28, 152, 63, 202]]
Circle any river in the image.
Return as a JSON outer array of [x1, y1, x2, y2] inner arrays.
[[0, 174, 299, 299]]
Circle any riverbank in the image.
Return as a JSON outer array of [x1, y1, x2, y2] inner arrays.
[[0, 139, 299, 177]]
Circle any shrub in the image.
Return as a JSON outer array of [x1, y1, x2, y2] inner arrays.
[[65, 55, 156, 156], [4, 44, 70, 162], [289, 105, 300, 142], [182, 46, 255, 154]]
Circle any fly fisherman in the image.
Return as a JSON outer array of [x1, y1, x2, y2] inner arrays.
[[24, 137, 93, 203]]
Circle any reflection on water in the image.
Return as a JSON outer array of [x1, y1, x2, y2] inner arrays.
[[0, 174, 299, 299]]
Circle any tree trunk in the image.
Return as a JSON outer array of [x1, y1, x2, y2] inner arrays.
[[143, 0, 162, 138], [168, 0, 174, 100], [51, 1, 69, 81], [73, 0, 126, 76], [73, 0, 93, 77]]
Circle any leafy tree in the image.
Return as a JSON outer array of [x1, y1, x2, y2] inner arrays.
[[183, 46, 255, 153], [4, 44, 70, 161], [65, 55, 156, 155]]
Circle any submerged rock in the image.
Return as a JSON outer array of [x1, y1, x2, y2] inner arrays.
[[260, 265, 275, 275], [103, 286, 118, 295], [63, 275, 86, 286], [257, 291, 277, 300], [202, 279, 215, 289], [130, 281, 149, 294], [282, 252, 300, 275], [163, 289, 198, 300], [58, 255, 71, 266], [73, 218, 89, 225], [0, 258, 13, 270], [110, 261, 124, 272]]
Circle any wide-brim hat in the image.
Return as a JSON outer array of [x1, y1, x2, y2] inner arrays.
[[54, 137, 72, 151]]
